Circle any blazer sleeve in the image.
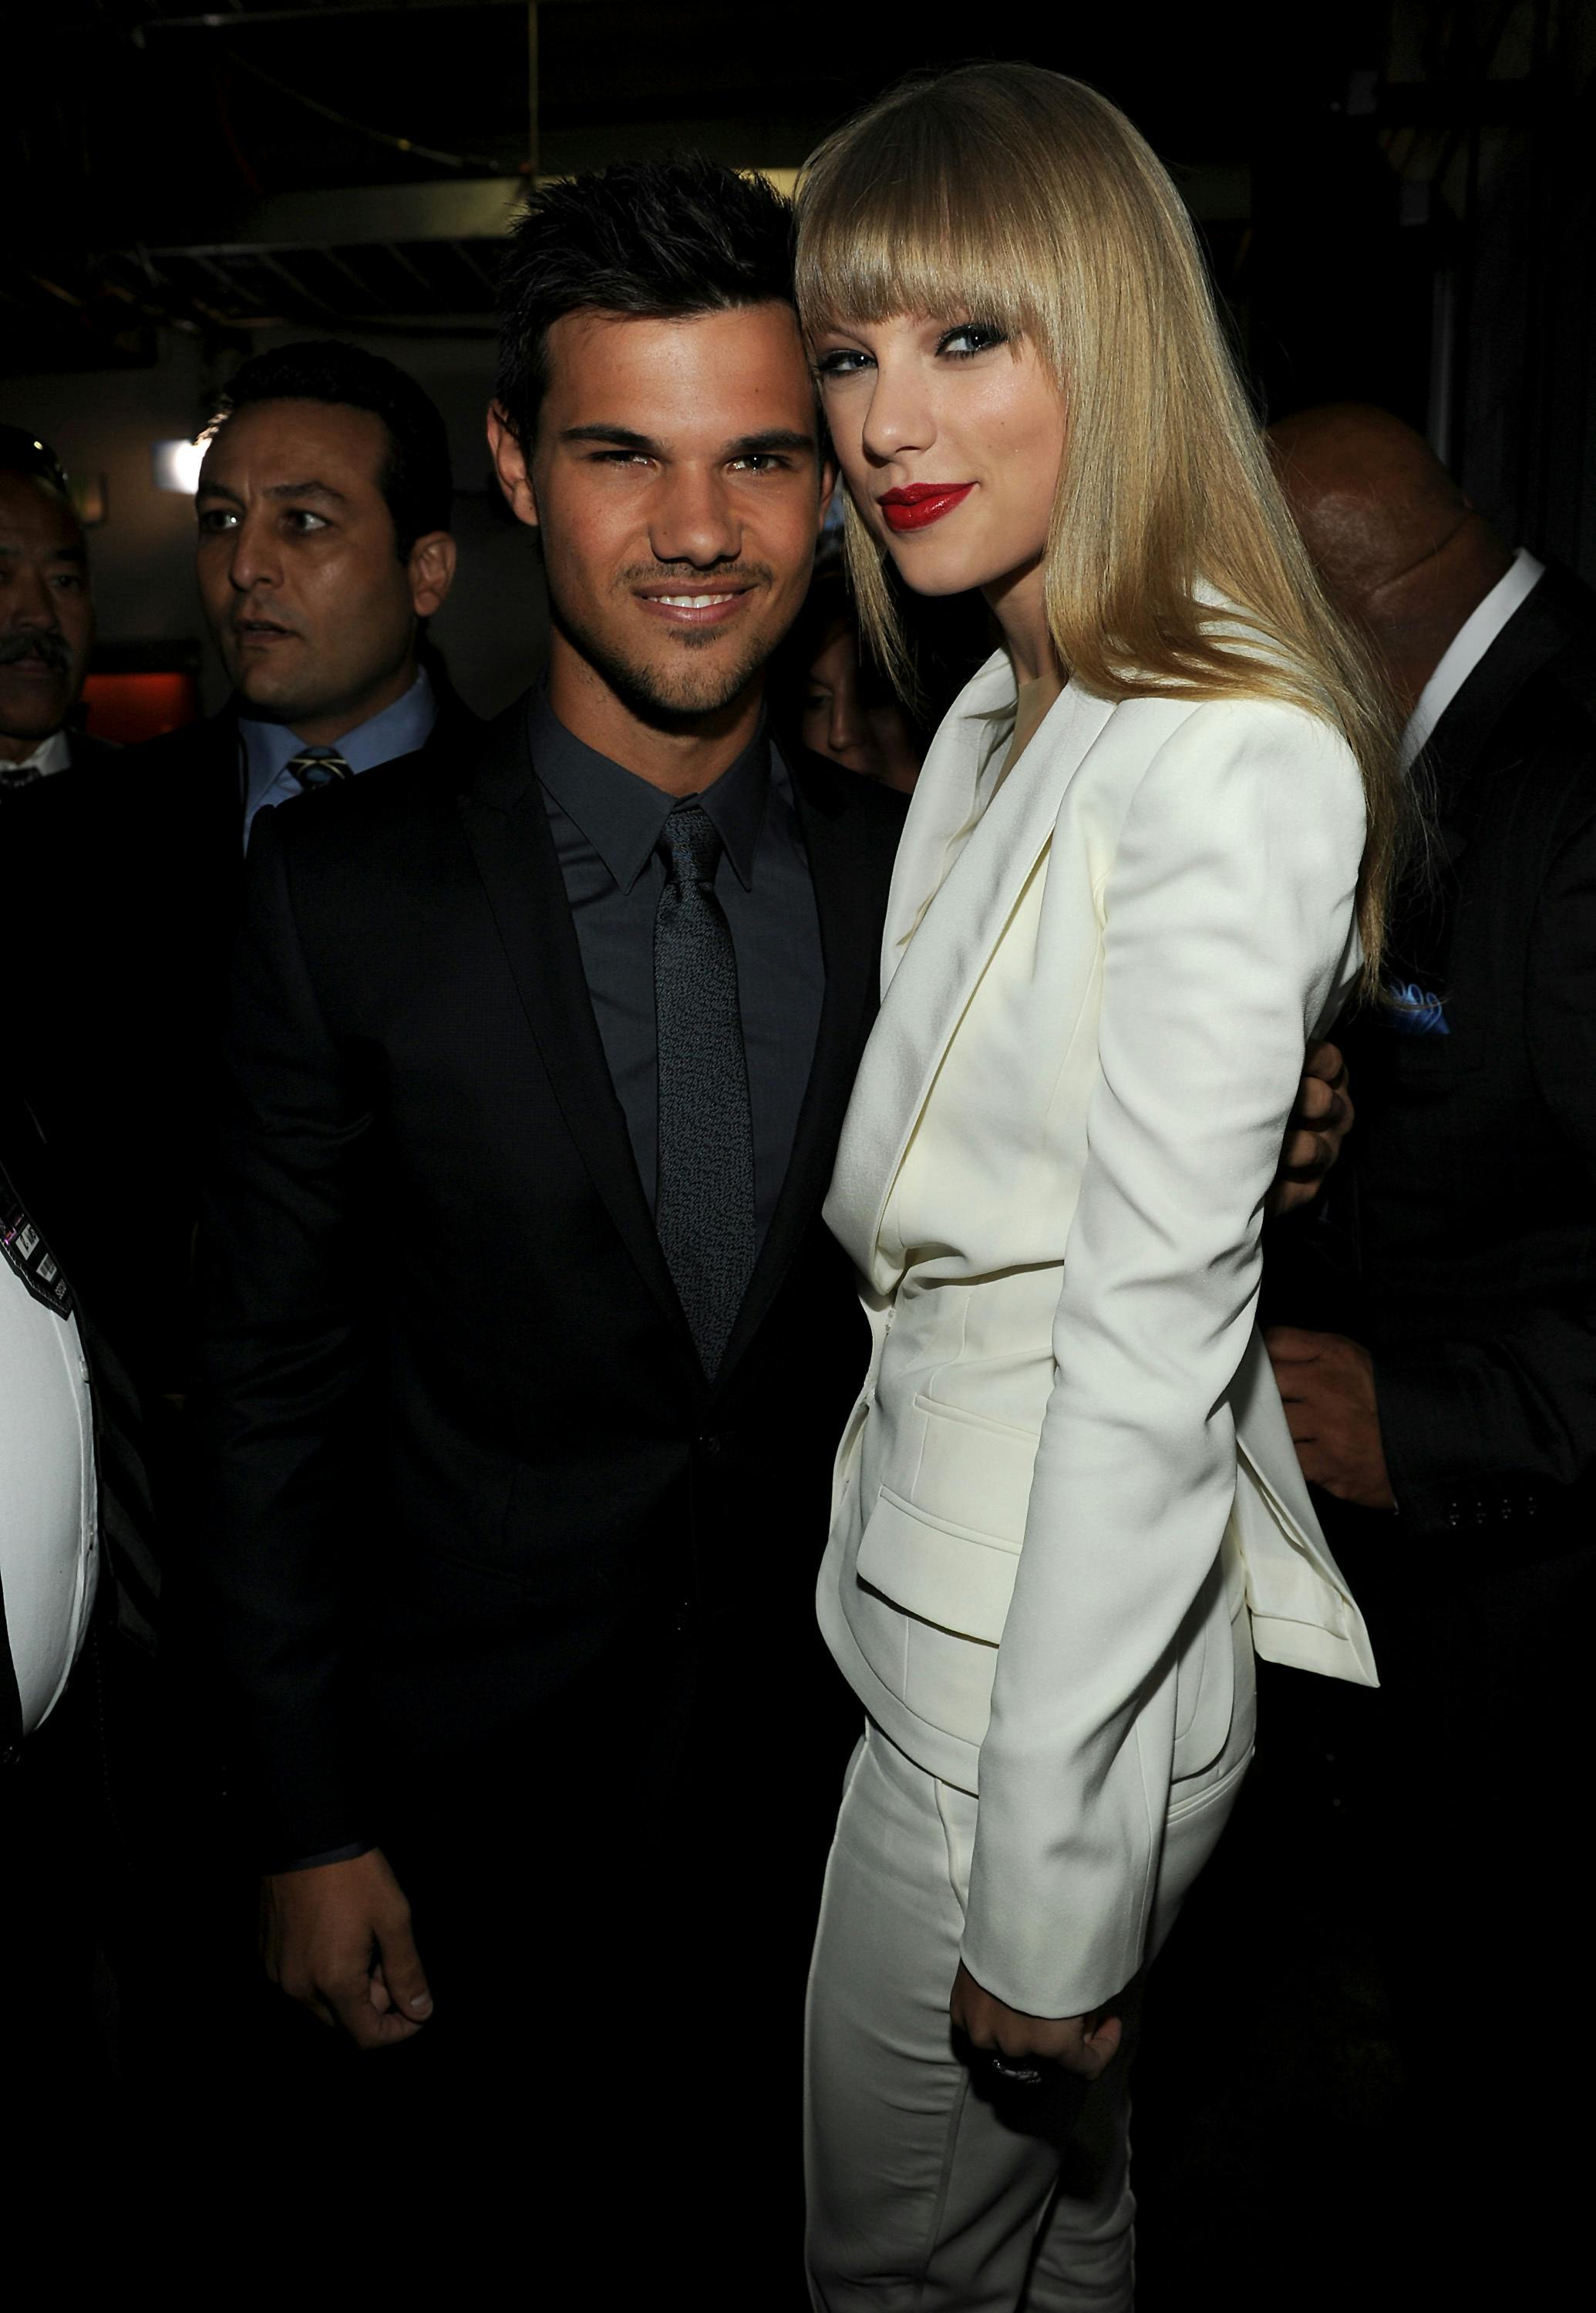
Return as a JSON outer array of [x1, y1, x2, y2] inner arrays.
[[191, 810, 375, 1864], [959, 699, 1366, 2018], [1374, 800, 1596, 1522]]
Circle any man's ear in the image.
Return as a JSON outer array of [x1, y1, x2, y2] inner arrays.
[[407, 531, 458, 620], [487, 403, 539, 530], [817, 458, 840, 536]]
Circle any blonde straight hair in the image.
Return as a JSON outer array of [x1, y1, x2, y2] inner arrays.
[[794, 63, 1409, 986]]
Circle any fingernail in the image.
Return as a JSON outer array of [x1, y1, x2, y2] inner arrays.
[[410, 1993, 433, 2016]]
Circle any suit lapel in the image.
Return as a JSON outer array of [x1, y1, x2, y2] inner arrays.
[[827, 678, 1118, 1279], [1422, 568, 1591, 852], [454, 708, 699, 1364], [714, 750, 888, 1384]]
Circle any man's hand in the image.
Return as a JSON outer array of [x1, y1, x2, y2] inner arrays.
[[951, 1961, 1123, 2082], [261, 1847, 433, 2050], [1267, 1040, 1354, 1217], [1266, 1326, 1396, 1510]]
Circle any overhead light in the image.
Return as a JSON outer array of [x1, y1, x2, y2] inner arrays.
[[152, 438, 206, 493]]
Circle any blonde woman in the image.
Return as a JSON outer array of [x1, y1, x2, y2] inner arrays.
[[795, 64, 1406, 2308]]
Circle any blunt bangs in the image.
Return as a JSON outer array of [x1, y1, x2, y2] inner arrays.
[[794, 93, 1056, 355]]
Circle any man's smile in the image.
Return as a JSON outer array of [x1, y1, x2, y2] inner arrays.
[[631, 578, 757, 629]]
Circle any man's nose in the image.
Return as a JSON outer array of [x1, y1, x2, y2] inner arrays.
[[648, 466, 741, 569], [227, 510, 281, 593], [5, 568, 62, 630]]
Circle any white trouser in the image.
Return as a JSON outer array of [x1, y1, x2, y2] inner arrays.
[[804, 1624, 1254, 2311]]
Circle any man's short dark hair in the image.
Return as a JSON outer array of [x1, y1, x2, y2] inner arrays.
[[207, 341, 453, 559], [0, 424, 72, 503], [494, 159, 796, 450]]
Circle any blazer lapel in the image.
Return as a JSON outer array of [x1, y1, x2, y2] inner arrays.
[[827, 678, 1118, 1281], [714, 750, 887, 1384], [454, 707, 699, 1364]]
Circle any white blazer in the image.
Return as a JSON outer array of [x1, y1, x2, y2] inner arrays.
[[820, 650, 1378, 2018]]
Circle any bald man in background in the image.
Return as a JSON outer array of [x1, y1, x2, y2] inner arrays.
[[1266, 404, 1596, 2289]]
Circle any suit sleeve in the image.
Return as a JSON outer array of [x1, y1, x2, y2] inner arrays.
[[1375, 802, 1596, 1523], [192, 810, 375, 1864], [958, 702, 1365, 2018]]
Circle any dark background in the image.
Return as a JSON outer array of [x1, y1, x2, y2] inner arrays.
[[5, 1, 1594, 723], [4, 6, 1592, 2297]]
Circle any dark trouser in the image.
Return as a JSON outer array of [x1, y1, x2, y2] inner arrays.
[[1, 1623, 170, 2120], [227, 1612, 852, 2305], [1317, 1503, 1596, 2299]]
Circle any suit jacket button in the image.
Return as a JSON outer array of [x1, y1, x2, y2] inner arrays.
[[699, 1432, 723, 1460]]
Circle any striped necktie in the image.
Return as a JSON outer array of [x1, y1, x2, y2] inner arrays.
[[284, 747, 352, 790]]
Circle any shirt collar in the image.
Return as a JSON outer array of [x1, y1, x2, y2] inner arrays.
[[1403, 548, 1546, 769], [0, 727, 72, 781], [528, 686, 771, 894], [238, 665, 438, 808]]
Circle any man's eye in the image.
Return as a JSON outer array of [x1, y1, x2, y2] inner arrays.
[[51, 574, 84, 591], [938, 322, 1008, 360], [592, 451, 651, 467], [197, 507, 237, 533], [732, 453, 784, 474], [814, 348, 873, 381], [285, 510, 330, 533]]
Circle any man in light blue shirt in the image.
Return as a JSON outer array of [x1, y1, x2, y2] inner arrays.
[[238, 662, 440, 850], [190, 342, 464, 850]]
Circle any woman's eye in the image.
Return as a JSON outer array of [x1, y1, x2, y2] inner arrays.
[[815, 347, 873, 381], [938, 322, 1008, 360]]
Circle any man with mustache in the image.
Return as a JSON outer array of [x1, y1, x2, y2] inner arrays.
[[0, 428, 112, 790], [195, 162, 1349, 2274]]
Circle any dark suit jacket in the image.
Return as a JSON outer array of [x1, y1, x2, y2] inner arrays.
[[66, 731, 123, 773], [193, 700, 906, 1862], [0, 692, 482, 1395], [1290, 564, 1596, 1553]]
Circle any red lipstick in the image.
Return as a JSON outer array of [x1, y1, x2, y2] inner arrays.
[[878, 483, 975, 533]]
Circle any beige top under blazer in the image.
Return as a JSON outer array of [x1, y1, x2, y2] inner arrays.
[[820, 650, 1378, 2019]]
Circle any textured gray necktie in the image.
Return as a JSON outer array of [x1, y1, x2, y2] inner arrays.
[[284, 746, 351, 790], [654, 798, 756, 1374]]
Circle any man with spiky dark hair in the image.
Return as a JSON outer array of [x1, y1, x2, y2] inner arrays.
[[193, 160, 899, 2272], [193, 164, 1343, 2270]]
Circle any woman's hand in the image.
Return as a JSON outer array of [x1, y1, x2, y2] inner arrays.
[[951, 1961, 1124, 2082]]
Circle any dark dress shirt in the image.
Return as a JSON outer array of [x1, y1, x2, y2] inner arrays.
[[529, 690, 825, 1244]]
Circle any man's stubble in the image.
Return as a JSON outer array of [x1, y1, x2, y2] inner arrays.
[[548, 565, 786, 731]]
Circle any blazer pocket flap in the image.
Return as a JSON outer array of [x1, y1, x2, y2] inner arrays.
[[857, 1486, 1019, 1647], [911, 1392, 1039, 1544]]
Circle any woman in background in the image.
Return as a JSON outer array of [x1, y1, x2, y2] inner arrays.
[[794, 64, 1406, 2308]]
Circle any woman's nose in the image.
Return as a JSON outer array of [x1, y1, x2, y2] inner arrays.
[[859, 355, 935, 466]]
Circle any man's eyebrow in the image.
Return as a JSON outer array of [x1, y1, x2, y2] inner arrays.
[[723, 429, 817, 460], [561, 424, 657, 452], [0, 540, 86, 563], [558, 423, 817, 461], [266, 480, 348, 505], [194, 479, 348, 505]]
